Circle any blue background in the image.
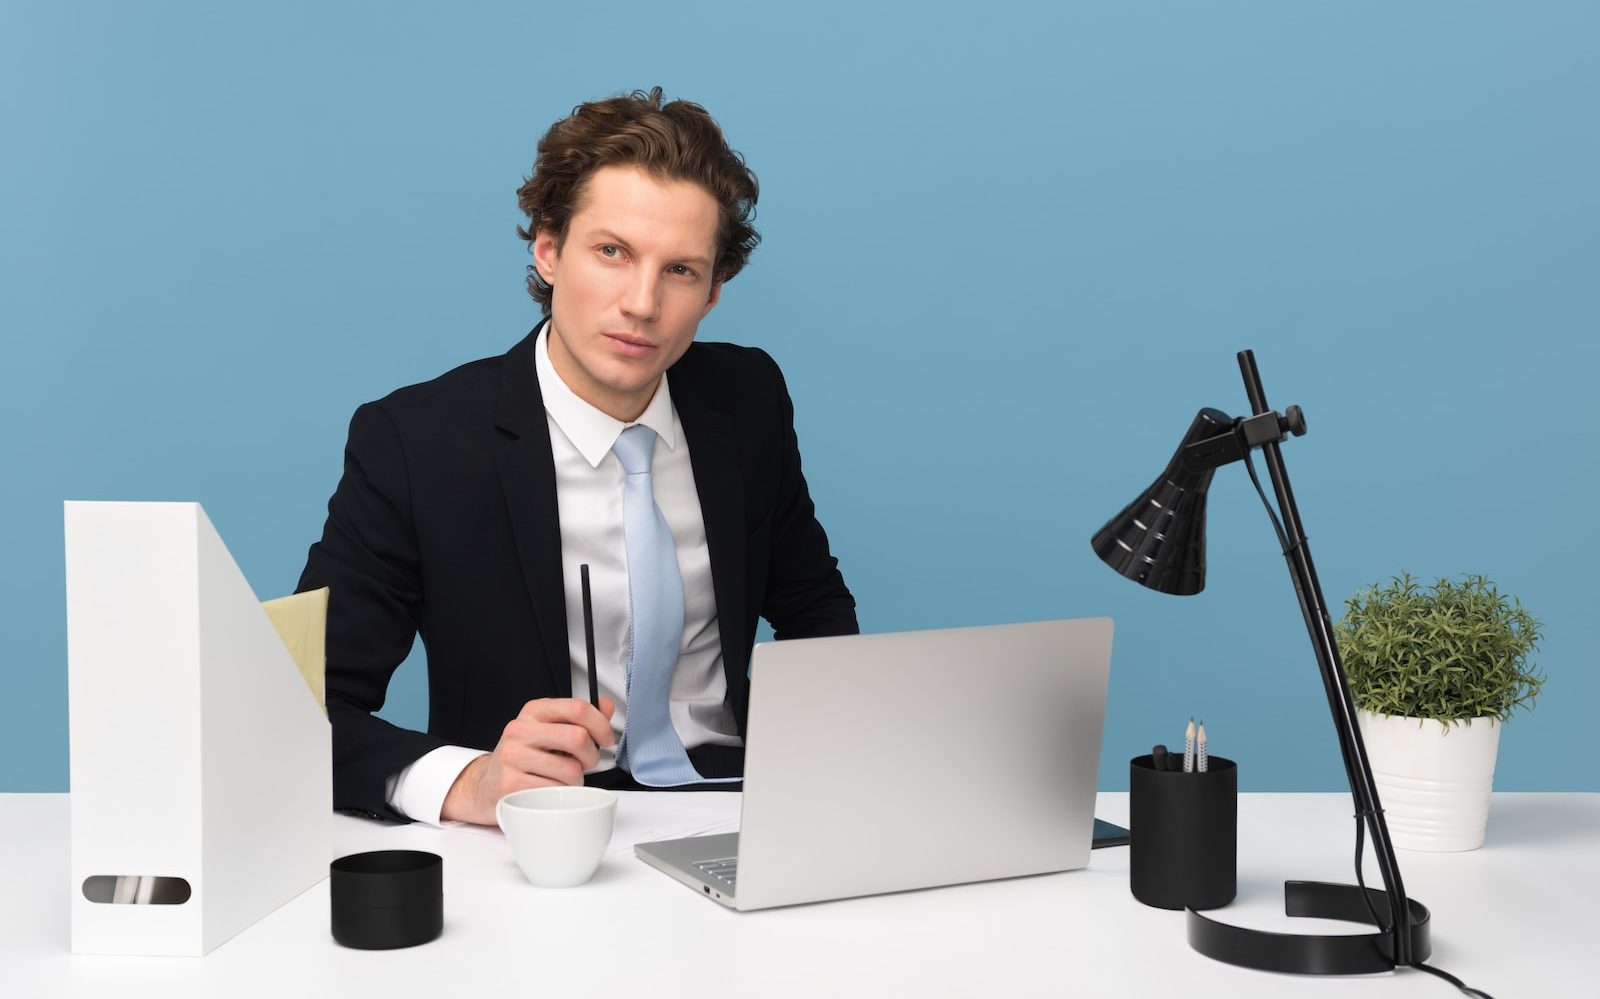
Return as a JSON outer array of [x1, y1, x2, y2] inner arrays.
[[4, 2, 1595, 793]]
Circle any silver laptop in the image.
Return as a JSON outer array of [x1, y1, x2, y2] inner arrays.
[[635, 617, 1113, 910]]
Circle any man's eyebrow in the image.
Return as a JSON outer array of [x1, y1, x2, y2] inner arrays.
[[588, 228, 634, 250]]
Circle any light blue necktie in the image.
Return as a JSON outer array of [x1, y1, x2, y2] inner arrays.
[[612, 424, 704, 786]]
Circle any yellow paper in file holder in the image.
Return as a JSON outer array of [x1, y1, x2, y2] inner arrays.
[[261, 587, 329, 712]]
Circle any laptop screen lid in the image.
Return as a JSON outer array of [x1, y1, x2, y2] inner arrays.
[[730, 616, 1113, 910]]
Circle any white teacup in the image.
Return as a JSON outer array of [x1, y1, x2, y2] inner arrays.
[[495, 786, 617, 888]]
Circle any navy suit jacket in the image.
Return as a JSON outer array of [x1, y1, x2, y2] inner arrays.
[[297, 330, 858, 819]]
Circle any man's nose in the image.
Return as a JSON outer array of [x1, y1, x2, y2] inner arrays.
[[620, 269, 661, 321]]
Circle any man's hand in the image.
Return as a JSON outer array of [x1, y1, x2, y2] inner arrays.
[[441, 696, 616, 826]]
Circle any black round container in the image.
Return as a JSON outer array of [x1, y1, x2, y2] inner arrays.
[[330, 850, 443, 950], [1129, 755, 1237, 910]]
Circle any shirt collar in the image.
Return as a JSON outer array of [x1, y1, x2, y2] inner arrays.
[[533, 320, 678, 468]]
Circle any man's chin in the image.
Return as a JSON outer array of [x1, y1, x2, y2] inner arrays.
[[595, 362, 661, 392], [591, 371, 664, 417]]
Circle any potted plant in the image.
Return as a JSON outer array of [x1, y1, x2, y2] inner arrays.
[[1335, 572, 1544, 852]]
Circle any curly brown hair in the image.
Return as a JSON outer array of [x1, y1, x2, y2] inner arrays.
[[516, 87, 760, 314]]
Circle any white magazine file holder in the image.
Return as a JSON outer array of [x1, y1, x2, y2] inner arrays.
[[64, 501, 331, 955]]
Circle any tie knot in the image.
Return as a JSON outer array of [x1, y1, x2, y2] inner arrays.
[[612, 424, 657, 475]]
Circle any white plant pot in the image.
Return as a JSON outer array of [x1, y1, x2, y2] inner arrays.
[[1357, 709, 1501, 852]]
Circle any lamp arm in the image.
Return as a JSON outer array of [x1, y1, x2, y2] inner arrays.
[[1235, 350, 1415, 966]]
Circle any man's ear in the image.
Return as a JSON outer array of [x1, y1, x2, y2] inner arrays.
[[701, 281, 722, 318], [532, 229, 561, 284]]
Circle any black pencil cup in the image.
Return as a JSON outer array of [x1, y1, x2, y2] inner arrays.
[[1129, 755, 1236, 910], [330, 850, 443, 950]]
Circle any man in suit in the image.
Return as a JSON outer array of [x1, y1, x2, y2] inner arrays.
[[298, 88, 857, 826]]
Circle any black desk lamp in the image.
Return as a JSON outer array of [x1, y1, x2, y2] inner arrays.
[[1091, 350, 1431, 976]]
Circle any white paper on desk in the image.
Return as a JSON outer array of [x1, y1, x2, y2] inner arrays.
[[444, 790, 741, 860], [605, 791, 741, 859]]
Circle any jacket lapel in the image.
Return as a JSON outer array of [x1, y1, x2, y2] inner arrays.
[[671, 354, 749, 699], [493, 330, 572, 698]]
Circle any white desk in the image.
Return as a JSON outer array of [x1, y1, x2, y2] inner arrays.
[[4, 792, 1594, 997]]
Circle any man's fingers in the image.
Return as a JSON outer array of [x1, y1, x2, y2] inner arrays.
[[520, 722, 602, 770], [517, 697, 616, 747], [454, 705, 607, 824], [498, 744, 586, 788], [502, 715, 605, 766]]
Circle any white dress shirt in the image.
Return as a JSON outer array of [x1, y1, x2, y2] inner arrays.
[[387, 323, 739, 824]]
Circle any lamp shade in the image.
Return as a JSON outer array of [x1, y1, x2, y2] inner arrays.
[[1090, 408, 1232, 596]]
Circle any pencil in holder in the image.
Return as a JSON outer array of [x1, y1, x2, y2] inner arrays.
[[1129, 754, 1237, 910]]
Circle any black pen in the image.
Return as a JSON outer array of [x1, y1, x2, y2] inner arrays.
[[580, 564, 599, 709], [1152, 744, 1171, 773]]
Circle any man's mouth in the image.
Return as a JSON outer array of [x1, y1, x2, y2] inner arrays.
[[603, 332, 657, 357]]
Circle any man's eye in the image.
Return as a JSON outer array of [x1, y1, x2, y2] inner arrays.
[[600, 245, 620, 258], [669, 264, 694, 277]]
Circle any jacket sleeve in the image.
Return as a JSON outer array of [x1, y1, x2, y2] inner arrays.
[[297, 402, 446, 821], [757, 353, 859, 640]]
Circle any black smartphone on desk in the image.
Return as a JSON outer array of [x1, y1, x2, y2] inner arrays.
[[1093, 818, 1130, 848]]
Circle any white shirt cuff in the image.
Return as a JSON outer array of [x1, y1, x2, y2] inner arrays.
[[385, 745, 489, 826]]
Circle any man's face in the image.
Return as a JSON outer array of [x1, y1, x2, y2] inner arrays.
[[534, 164, 722, 422]]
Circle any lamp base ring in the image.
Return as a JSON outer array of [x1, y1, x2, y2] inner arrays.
[[1186, 880, 1431, 976]]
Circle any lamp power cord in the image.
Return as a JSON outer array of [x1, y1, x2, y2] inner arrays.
[[1351, 815, 1497, 999]]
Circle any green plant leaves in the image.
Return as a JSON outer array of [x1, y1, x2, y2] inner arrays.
[[1334, 572, 1544, 723]]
